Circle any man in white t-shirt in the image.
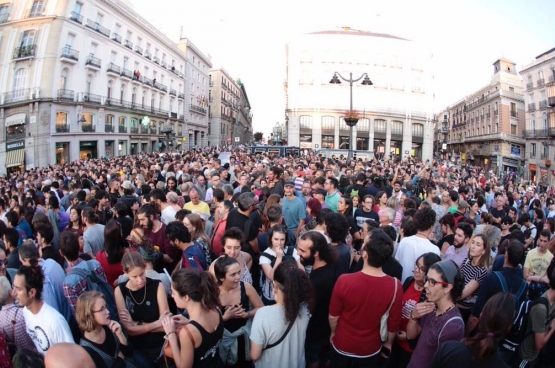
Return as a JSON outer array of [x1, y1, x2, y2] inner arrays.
[[13, 263, 74, 355], [395, 208, 441, 282]]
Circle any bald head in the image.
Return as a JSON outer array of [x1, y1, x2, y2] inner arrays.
[[45, 343, 95, 368]]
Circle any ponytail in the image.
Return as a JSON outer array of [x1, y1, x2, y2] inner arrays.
[[172, 269, 220, 310], [273, 260, 313, 323]]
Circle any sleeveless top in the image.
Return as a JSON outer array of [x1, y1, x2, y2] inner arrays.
[[80, 325, 127, 368], [118, 277, 165, 349], [220, 282, 250, 332], [239, 252, 253, 285], [189, 312, 225, 368]]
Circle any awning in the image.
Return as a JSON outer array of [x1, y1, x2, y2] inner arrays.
[[5, 149, 25, 168], [5, 113, 26, 127]]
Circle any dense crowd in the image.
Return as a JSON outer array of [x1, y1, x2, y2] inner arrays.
[[0, 148, 552, 368]]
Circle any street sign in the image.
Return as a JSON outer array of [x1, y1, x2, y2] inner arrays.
[[235, 137, 240, 142]]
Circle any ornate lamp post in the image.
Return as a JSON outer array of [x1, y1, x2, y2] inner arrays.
[[330, 72, 373, 161]]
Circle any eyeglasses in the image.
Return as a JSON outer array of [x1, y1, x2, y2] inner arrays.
[[0, 259, 7, 266], [413, 262, 426, 273], [424, 276, 450, 287], [92, 305, 109, 314]]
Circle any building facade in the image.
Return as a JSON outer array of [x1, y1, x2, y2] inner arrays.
[[285, 28, 435, 161], [0, 0, 194, 173], [520, 48, 555, 184], [177, 37, 211, 149], [441, 58, 525, 175], [208, 68, 252, 147]]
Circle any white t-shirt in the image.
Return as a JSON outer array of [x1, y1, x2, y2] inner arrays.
[[259, 247, 300, 301], [161, 206, 177, 225], [395, 235, 441, 283], [23, 302, 74, 355]]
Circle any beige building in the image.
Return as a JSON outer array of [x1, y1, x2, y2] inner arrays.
[[177, 37, 211, 149], [0, 0, 199, 173], [285, 28, 435, 161], [441, 58, 525, 174], [208, 68, 252, 147], [520, 47, 555, 183]]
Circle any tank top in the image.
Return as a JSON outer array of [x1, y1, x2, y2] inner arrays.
[[239, 252, 253, 285], [118, 277, 165, 349], [220, 282, 250, 332], [188, 312, 224, 368]]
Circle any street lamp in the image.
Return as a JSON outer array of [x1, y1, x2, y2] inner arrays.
[[329, 72, 373, 161]]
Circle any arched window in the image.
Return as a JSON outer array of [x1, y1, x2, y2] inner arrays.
[[321, 116, 334, 130], [412, 123, 424, 137], [299, 115, 312, 129], [374, 119, 386, 133], [392, 121, 403, 135]]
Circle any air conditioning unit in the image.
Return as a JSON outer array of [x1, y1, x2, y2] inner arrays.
[[83, 95, 89, 102]]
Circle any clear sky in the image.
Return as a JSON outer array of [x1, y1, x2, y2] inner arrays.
[[130, 0, 555, 138]]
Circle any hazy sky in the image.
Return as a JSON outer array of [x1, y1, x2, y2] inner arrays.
[[130, 0, 555, 138]]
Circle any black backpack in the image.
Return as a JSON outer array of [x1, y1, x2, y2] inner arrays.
[[259, 247, 295, 290], [69, 261, 119, 322]]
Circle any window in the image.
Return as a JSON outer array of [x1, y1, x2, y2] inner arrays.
[[339, 118, 348, 130], [374, 119, 386, 133], [511, 125, 517, 135], [531, 143, 536, 157], [510, 102, 517, 117], [20, 30, 35, 47], [73, 2, 82, 14], [322, 116, 334, 130], [30, 1, 44, 17], [391, 121, 403, 135], [412, 123, 424, 137], [105, 114, 114, 125], [358, 118, 369, 131], [0, 4, 10, 22], [299, 115, 312, 129], [12, 68, 27, 95]]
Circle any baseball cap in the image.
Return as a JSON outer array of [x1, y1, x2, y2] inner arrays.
[[458, 200, 469, 210], [284, 180, 295, 187], [313, 188, 326, 196]]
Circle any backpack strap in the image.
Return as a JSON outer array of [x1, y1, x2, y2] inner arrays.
[[515, 279, 528, 301], [494, 271, 509, 293], [285, 246, 294, 257], [438, 316, 463, 346]]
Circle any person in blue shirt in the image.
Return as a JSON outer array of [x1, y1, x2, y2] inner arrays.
[[165, 221, 206, 271]]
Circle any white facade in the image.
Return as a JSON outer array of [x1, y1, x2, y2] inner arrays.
[[285, 29, 435, 161], [0, 0, 199, 172]]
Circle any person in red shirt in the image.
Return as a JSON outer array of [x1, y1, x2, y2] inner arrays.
[[95, 220, 124, 287], [329, 228, 402, 367]]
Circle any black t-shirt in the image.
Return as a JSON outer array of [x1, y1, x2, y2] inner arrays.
[[430, 341, 509, 368], [439, 234, 455, 250], [354, 257, 402, 281], [115, 216, 133, 244], [6, 249, 21, 269], [490, 206, 508, 220], [306, 263, 337, 343], [353, 208, 379, 229], [226, 208, 258, 252], [345, 184, 368, 199]]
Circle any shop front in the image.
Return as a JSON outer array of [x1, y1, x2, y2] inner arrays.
[[529, 164, 537, 183], [502, 157, 519, 175], [5, 140, 25, 173], [300, 135, 312, 149], [79, 141, 98, 160], [105, 140, 115, 159], [56, 142, 70, 165]]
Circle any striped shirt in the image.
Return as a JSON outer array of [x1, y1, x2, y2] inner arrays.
[[457, 258, 487, 309]]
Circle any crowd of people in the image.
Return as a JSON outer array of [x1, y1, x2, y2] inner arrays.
[[0, 147, 553, 368]]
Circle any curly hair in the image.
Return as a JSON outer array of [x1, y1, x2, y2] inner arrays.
[[413, 208, 436, 232], [16, 259, 44, 300], [273, 260, 314, 323], [324, 213, 348, 244]]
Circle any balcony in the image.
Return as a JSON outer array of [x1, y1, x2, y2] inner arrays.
[[111, 33, 122, 44], [538, 79, 545, 88], [81, 93, 102, 104], [104, 125, 114, 133], [493, 110, 499, 116], [150, 127, 157, 135], [107, 62, 121, 75], [179, 72, 184, 79], [178, 92, 184, 99], [154, 108, 168, 116], [134, 45, 143, 55], [527, 82, 534, 90], [120, 68, 133, 79], [161, 61, 167, 69], [523, 129, 548, 138], [539, 100, 548, 109], [124, 39, 133, 49], [85, 54, 101, 69], [118, 125, 127, 133], [178, 114, 184, 121], [69, 11, 83, 24], [130, 127, 139, 134], [140, 125, 149, 134], [528, 103, 536, 112], [169, 88, 176, 96], [170, 66, 178, 75], [57, 89, 74, 101], [85, 19, 110, 38], [2, 88, 40, 104], [154, 82, 166, 91], [144, 50, 151, 59], [190, 105, 207, 114], [25, 6, 44, 18], [55, 124, 70, 133], [81, 124, 96, 133], [13, 45, 36, 60], [143, 76, 153, 87], [60, 46, 79, 63], [153, 56, 160, 64]]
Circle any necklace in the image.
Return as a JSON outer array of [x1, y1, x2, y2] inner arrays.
[[128, 283, 147, 305], [436, 303, 455, 317]]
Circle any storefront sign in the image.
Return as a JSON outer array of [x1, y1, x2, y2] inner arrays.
[[130, 136, 143, 139], [510, 146, 521, 158], [6, 140, 25, 151], [5, 113, 27, 127], [541, 168, 548, 180], [530, 164, 537, 171], [300, 135, 312, 142], [80, 142, 96, 147], [503, 157, 519, 166]]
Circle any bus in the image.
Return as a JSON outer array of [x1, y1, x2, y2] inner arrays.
[[249, 146, 301, 158], [314, 149, 374, 161]]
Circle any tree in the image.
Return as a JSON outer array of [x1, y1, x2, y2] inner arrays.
[[253, 132, 264, 141]]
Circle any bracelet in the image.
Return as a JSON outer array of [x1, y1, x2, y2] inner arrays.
[[410, 310, 418, 321], [164, 331, 176, 339], [144, 323, 150, 332]]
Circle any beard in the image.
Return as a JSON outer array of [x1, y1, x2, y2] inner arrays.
[[300, 254, 315, 266], [143, 217, 154, 231]]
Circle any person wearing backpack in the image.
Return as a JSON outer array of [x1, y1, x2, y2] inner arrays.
[[60, 232, 112, 317], [516, 259, 555, 368], [466, 239, 527, 337], [259, 226, 304, 306]]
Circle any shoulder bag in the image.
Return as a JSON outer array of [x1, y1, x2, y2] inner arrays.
[[380, 277, 398, 343], [263, 320, 294, 350]]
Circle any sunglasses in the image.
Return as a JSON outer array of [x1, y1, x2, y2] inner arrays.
[[424, 276, 450, 287]]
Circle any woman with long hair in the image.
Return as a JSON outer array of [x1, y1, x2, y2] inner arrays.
[[250, 260, 313, 367], [209, 227, 253, 285], [430, 292, 516, 367], [352, 195, 361, 216], [438, 214, 456, 254], [262, 194, 282, 231], [64, 206, 85, 237], [95, 220, 124, 287], [76, 291, 135, 367], [259, 226, 304, 306], [184, 213, 212, 264], [390, 252, 442, 368], [303, 198, 321, 232], [387, 196, 403, 229], [456, 234, 491, 324], [215, 256, 263, 367], [115, 251, 170, 365], [407, 260, 465, 368], [161, 268, 224, 368], [376, 191, 388, 214], [337, 196, 359, 246], [467, 199, 481, 225]]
